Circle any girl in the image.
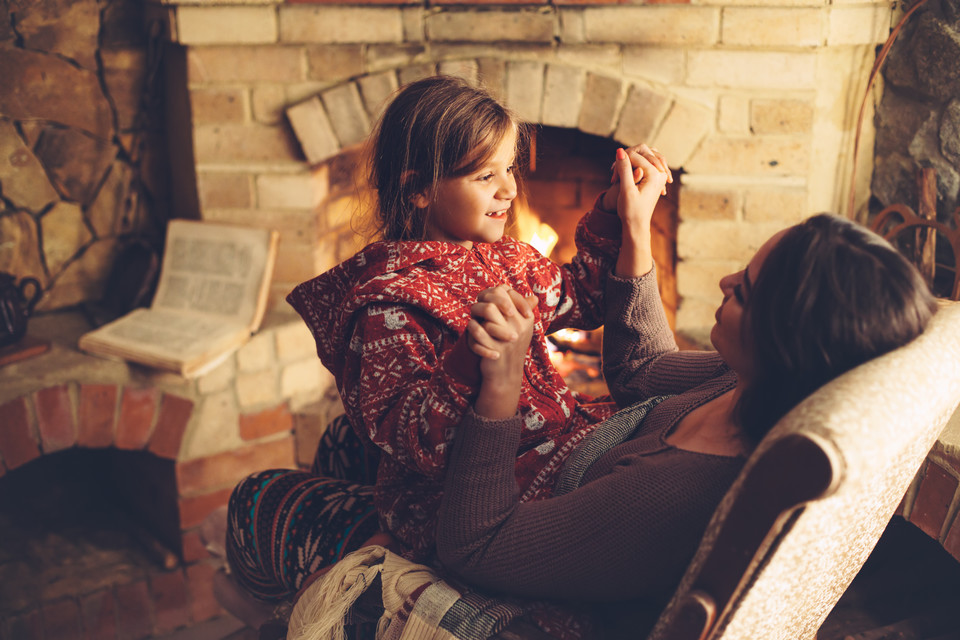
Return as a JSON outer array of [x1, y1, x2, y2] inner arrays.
[[434, 151, 938, 635], [284, 75, 671, 560]]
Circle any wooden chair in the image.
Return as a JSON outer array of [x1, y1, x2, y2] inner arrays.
[[647, 301, 960, 640]]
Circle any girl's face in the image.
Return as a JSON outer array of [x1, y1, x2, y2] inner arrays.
[[419, 127, 518, 249], [711, 229, 787, 380]]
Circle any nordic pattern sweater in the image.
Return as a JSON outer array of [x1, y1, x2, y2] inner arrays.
[[287, 202, 624, 558]]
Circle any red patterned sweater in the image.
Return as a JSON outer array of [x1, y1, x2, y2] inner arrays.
[[287, 203, 623, 558]]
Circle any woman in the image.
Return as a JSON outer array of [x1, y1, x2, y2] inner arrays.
[[435, 150, 938, 635]]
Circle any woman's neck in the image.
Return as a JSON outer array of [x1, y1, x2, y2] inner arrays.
[[665, 389, 751, 457]]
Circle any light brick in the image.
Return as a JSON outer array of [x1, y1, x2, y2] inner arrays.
[[622, 46, 686, 87], [190, 88, 246, 125], [281, 359, 328, 399], [275, 321, 318, 362], [251, 85, 286, 125], [679, 186, 740, 221], [236, 368, 281, 410], [685, 135, 809, 177], [477, 58, 507, 100], [651, 99, 713, 168], [687, 50, 817, 90], [751, 99, 814, 135], [398, 63, 439, 86], [182, 389, 243, 460], [717, 94, 750, 134], [197, 172, 253, 210], [286, 96, 340, 165], [677, 219, 785, 261], [743, 187, 808, 224], [237, 331, 275, 373], [613, 85, 671, 147], [578, 73, 622, 137], [280, 6, 404, 44], [675, 294, 720, 340], [828, 5, 891, 46], [426, 9, 555, 43], [366, 44, 428, 75], [321, 83, 371, 148], [402, 6, 425, 42], [188, 46, 303, 85], [193, 123, 300, 165], [196, 356, 236, 395], [721, 8, 823, 48], [306, 45, 365, 83], [257, 173, 325, 210], [358, 71, 399, 122], [178, 6, 277, 45], [584, 7, 718, 46], [558, 7, 585, 44], [677, 259, 741, 299], [504, 61, 545, 124], [542, 65, 585, 128], [439, 60, 479, 85], [556, 45, 622, 74]]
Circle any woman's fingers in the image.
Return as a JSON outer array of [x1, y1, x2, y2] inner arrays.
[[466, 319, 502, 360]]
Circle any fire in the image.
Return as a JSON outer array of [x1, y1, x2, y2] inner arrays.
[[511, 201, 559, 258]]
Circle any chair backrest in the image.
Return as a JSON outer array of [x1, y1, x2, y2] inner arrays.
[[647, 301, 960, 640]]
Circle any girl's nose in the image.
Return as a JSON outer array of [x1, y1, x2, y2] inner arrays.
[[498, 174, 517, 200]]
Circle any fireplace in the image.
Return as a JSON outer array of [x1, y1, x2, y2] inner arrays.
[[5, 0, 944, 636]]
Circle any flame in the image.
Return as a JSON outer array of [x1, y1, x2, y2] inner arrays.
[[512, 201, 559, 258]]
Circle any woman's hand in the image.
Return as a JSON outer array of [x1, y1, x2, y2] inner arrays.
[[466, 285, 537, 419], [601, 143, 672, 213], [608, 145, 670, 278]]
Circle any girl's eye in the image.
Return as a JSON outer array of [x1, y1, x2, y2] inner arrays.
[[733, 284, 745, 304], [478, 173, 494, 182]]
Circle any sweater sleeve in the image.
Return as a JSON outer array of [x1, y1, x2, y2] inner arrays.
[[602, 269, 727, 407], [343, 302, 482, 478], [436, 408, 741, 602]]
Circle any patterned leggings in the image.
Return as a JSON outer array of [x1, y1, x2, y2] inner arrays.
[[226, 416, 381, 601]]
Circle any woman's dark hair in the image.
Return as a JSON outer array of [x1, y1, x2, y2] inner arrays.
[[736, 213, 939, 442], [366, 75, 528, 241]]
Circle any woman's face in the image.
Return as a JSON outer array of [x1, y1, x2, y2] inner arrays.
[[711, 229, 788, 380]]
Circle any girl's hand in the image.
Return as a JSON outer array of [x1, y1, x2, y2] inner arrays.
[[467, 286, 537, 419], [601, 143, 672, 213]]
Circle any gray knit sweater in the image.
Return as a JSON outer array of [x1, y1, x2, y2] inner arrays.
[[436, 269, 745, 606]]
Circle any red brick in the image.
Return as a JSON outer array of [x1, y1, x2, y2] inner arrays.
[[35, 385, 77, 453], [181, 530, 209, 563], [2, 608, 43, 640], [148, 394, 193, 460], [178, 487, 233, 529], [115, 387, 158, 450], [239, 403, 293, 441], [909, 461, 959, 541], [176, 435, 295, 495], [185, 562, 222, 623], [42, 597, 82, 640], [149, 570, 190, 634], [0, 396, 41, 470], [78, 384, 118, 448], [114, 580, 153, 640], [80, 589, 117, 640]]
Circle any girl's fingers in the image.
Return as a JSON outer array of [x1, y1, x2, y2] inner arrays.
[[507, 288, 535, 318], [466, 319, 502, 359]]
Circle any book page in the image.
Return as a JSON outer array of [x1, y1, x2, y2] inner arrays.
[[151, 220, 278, 330], [78, 308, 248, 376]]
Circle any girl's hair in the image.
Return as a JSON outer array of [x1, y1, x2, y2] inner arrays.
[[736, 213, 938, 442], [367, 75, 527, 241]]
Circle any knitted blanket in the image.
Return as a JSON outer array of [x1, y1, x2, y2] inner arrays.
[[286, 546, 524, 640]]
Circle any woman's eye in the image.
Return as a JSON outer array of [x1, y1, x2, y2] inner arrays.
[[506, 165, 515, 174], [733, 284, 745, 304]]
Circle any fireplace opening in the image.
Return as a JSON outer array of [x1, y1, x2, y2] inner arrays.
[[0, 447, 180, 617]]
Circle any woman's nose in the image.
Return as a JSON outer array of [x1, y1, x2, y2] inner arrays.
[[718, 272, 737, 294]]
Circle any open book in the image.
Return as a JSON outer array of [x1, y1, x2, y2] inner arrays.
[[79, 220, 279, 378]]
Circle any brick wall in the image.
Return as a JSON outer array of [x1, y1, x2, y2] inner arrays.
[[154, 0, 895, 342]]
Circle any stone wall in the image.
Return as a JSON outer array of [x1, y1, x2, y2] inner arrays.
[[0, 0, 170, 312], [872, 0, 960, 226]]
